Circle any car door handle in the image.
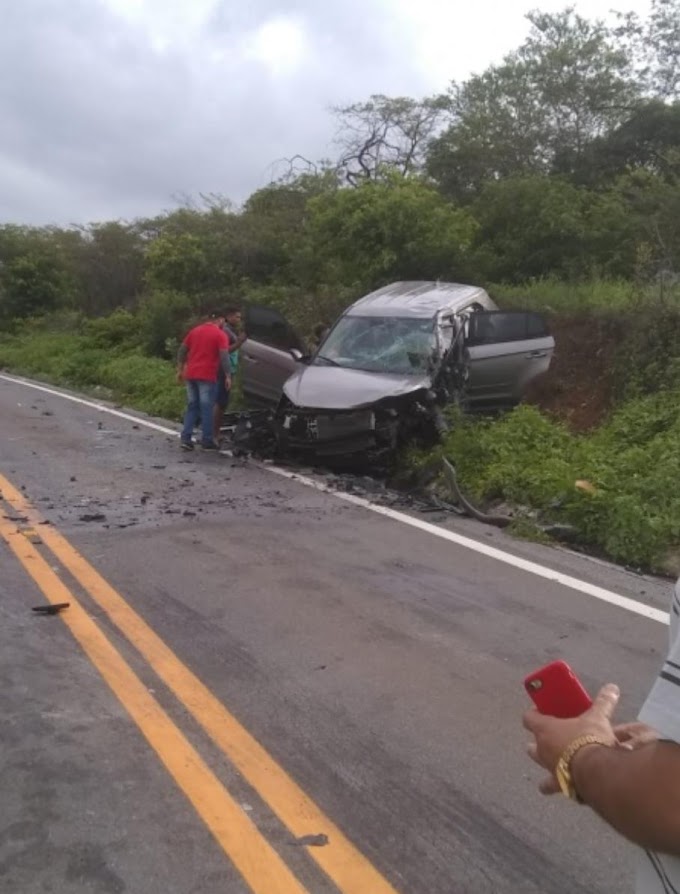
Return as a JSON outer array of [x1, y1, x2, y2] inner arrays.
[[526, 350, 548, 358], [242, 353, 258, 363]]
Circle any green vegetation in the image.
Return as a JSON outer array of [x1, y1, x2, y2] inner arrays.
[[1, 0, 680, 571], [408, 397, 680, 572], [0, 314, 185, 420]]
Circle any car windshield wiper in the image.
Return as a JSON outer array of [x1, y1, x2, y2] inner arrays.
[[315, 354, 342, 366]]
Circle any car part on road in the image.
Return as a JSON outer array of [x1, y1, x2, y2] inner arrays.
[[32, 602, 70, 615], [441, 457, 514, 529]]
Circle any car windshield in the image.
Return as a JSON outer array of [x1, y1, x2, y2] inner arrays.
[[314, 315, 438, 375]]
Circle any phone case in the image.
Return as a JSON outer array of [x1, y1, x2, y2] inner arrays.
[[524, 660, 592, 718]]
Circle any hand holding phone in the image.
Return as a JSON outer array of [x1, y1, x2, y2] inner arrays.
[[524, 660, 593, 719]]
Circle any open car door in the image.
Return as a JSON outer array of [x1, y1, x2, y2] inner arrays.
[[463, 311, 554, 410], [241, 305, 307, 406]]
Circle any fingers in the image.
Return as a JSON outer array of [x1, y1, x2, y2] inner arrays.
[[613, 722, 642, 742], [522, 706, 542, 733], [539, 775, 560, 796], [590, 683, 620, 720]]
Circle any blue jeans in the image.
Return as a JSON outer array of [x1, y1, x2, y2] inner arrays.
[[181, 380, 215, 444]]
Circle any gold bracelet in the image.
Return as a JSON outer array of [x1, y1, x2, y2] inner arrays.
[[555, 734, 611, 802]]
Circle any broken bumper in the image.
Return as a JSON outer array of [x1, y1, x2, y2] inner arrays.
[[278, 408, 389, 456]]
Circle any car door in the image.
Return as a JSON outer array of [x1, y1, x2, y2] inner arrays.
[[241, 305, 306, 405], [463, 311, 555, 409]]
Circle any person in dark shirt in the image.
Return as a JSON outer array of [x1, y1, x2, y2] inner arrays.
[[213, 306, 247, 441]]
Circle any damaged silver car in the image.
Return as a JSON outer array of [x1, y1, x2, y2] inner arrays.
[[239, 281, 554, 459]]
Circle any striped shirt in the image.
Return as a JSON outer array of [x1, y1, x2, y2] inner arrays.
[[636, 578, 680, 893]]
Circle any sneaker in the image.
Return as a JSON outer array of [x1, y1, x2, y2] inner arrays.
[[200, 440, 219, 451], [180, 440, 195, 451]]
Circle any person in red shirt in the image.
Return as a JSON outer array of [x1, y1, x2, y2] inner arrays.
[[176, 311, 231, 450]]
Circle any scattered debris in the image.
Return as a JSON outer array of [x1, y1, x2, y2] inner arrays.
[[290, 834, 329, 848], [70, 476, 77, 482], [79, 513, 107, 523], [41, 410, 53, 417], [441, 458, 513, 528], [32, 603, 69, 615]]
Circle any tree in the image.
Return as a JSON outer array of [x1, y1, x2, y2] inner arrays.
[[428, 7, 638, 201], [145, 232, 210, 297], [332, 95, 447, 185], [427, 60, 549, 203], [614, 0, 680, 100], [470, 176, 590, 281], [0, 252, 75, 321], [72, 222, 145, 315], [571, 101, 680, 185], [301, 174, 477, 290]]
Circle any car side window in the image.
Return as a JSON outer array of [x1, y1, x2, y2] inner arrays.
[[466, 311, 550, 347], [245, 305, 304, 352]]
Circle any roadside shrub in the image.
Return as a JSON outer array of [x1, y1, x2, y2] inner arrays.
[[84, 308, 141, 349], [413, 397, 680, 570], [612, 306, 680, 399], [138, 289, 194, 359]]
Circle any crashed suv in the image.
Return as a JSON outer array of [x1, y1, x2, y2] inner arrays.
[[238, 281, 554, 459]]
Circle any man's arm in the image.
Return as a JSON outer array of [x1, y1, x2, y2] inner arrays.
[[228, 332, 247, 352], [524, 685, 680, 856], [571, 738, 680, 854], [218, 348, 231, 385]]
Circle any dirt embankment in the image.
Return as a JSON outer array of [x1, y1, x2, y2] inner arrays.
[[524, 316, 625, 432]]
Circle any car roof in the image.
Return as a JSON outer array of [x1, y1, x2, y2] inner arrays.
[[346, 281, 494, 318]]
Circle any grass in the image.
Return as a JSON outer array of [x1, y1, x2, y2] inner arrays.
[[406, 400, 680, 573], [0, 329, 186, 421]]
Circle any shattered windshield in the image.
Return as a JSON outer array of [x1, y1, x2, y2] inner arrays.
[[314, 315, 438, 375]]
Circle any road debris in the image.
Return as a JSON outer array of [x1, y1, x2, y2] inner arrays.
[[290, 834, 329, 847], [79, 513, 107, 523], [32, 603, 70, 615]]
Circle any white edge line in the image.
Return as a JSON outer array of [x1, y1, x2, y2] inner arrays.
[[1, 372, 670, 627]]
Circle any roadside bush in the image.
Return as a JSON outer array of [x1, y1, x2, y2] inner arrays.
[[612, 306, 680, 399], [0, 329, 184, 420], [138, 289, 195, 359], [83, 308, 141, 350], [415, 398, 680, 571]]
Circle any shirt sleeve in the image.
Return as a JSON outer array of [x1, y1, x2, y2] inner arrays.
[[638, 579, 680, 742], [218, 329, 230, 350]]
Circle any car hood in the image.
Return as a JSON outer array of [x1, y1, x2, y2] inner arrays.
[[282, 365, 431, 410]]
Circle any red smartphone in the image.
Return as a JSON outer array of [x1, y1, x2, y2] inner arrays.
[[524, 660, 592, 718]]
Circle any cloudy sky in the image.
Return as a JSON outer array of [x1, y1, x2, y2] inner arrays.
[[1, 0, 650, 225]]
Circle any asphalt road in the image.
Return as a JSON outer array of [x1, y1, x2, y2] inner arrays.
[[0, 374, 673, 894]]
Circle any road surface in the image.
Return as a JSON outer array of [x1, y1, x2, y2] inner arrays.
[[0, 373, 672, 894]]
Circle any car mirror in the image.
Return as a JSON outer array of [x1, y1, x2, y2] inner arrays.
[[289, 348, 304, 362]]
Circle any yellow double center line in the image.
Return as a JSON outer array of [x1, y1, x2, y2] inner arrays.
[[0, 471, 400, 894]]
